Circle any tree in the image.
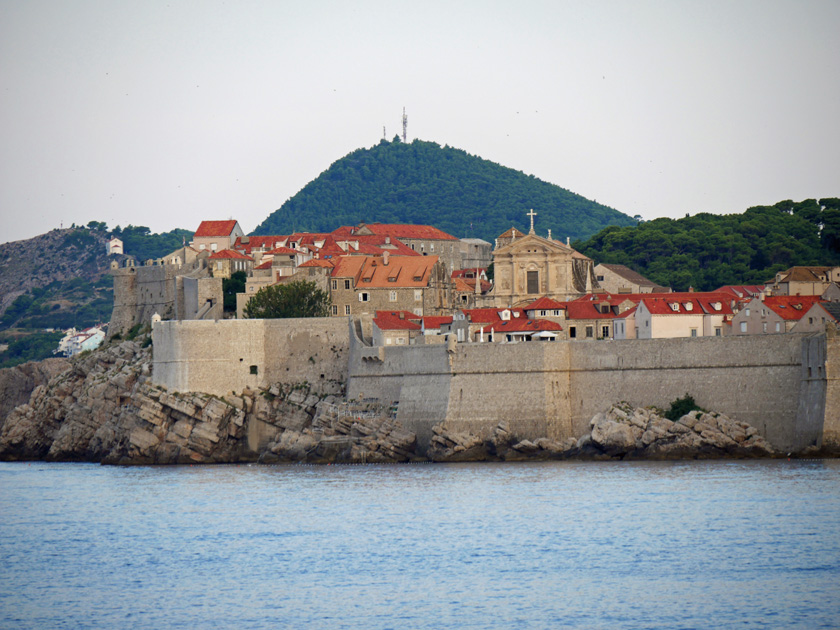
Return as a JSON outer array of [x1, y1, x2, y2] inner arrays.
[[244, 280, 330, 319], [223, 271, 247, 313]]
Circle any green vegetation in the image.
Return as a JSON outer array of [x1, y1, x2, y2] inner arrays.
[[573, 199, 840, 292], [0, 331, 64, 369], [664, 394, 705, 421], [223, 271, 247, 313], [111, 225, 193, 261], [253, 138, 636, 242], [244, 280, 330, 319], [0, 277, 113, 332]]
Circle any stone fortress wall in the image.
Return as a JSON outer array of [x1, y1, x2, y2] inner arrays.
[[152, 318, 839, 454], [110, 261, 222, 337]]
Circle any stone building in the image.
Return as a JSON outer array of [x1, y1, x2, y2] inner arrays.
[[490, 212, 599, 307], [207, 249, 254, 279], [332, 223, 462, 273], [730, 295, 822, 335], [190, 220, 244, 253], [329, 254, 452, 318], [594, 263, 669, 294]]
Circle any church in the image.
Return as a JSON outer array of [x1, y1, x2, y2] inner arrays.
[[489, 210, 600, 307]]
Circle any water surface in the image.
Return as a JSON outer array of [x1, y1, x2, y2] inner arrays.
[[1, 460, 838, 629]]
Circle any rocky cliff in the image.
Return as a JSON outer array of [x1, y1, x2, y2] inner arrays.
[[0, 341, 782, 464]]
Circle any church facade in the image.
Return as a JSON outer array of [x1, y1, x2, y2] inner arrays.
[[490, 211, 600, 307]]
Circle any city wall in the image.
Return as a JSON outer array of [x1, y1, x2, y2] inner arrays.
[[152, 318, 348, 397], [152, 317, 836, 454]]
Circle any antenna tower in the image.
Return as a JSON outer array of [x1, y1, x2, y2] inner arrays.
[[383, 126, 386, 140], [402, 107, 408, 142]]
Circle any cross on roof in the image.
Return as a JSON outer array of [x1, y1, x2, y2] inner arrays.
[[527, 209, 537, 234]]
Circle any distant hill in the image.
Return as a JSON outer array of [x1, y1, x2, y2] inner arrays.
[[253, 138, 637, 242], [573, 198, 840, 292], [0, 223, 192, 368]]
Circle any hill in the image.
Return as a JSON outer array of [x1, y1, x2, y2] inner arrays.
[[573, 198, 840, 292], [253, 138, 637, 242], [0, 223, 192, 368]]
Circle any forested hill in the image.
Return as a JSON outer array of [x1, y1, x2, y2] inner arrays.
[[573, 199, 840, 292], [253, 138, 637, 242]]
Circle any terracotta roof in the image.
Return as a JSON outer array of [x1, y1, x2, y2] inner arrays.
[[331, 255, 439, 288], [195, 220, 239, 237], [254, 260, 272, 270], [774, 266, 832, 283], [266, 246, 298, 255], [208, 249, 252, 260], [373, 311, 422, 331], [486, 319, 563, 333], [333, 223, 457, 241], [598, 264, 666, 289], [639, 293, 734, 316], [714, 285, 764, 299], [451, 268, 486, 279], [233, 235, 288, 254], [762, 295, 822, 320], [299, 259, 334, 268], [463, 308, 527, 323], [497, 227, 525, 239], [525, 297, 567, 311], [452, 278, 492, 293], [421, 316, 453, 329]]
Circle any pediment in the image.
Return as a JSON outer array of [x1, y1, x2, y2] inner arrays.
[[495, 233, 572, 256]]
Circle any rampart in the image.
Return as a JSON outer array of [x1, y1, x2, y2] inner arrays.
[[151, 317, 838, 455], [152, 318, 348, 397]]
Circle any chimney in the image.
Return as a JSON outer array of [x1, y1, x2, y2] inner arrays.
[[399, 312, 405, 319], [566, 236, 570, 246], [383, 250, 390, 265], [385, 236, 391, 245], [689, 286, 695, 293], [548, 229, 552, 240]]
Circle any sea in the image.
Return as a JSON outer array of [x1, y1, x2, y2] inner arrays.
[[1, 459, 838, 630]]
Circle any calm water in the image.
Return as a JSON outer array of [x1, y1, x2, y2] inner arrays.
[[1, 460, 839, 630]]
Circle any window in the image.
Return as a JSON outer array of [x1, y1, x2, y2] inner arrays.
[[586, 326, 593, 338], [601, 326, 609, 338], [596, 275, 604, 281], [527, 271, 539, 294], [740, 321, 747, 333], [569, 327, 576, 338], [397, 337, 406, 345], [690, 328, 697, 337], [386, 338, 393, 345], [332, 305, 338, 315], [763, 322, 768, 333], [211, 243, 217, 252], [249, 365, 258, 375], [776, 322, 781, 332], [345, 305, 351, 315], [332, 280, 337, 290], [390, 291, 397, 302], [745, 308, 750, 316], [715, 327, 721, 336], [344, 279, 351, 290], [413, 308, 422, 316], [414, 289, 422, 301], [199, 244, 206, 250], [540, 310, 546, 317], [430, 243, 434, 252], [359, 292, 369, 302]]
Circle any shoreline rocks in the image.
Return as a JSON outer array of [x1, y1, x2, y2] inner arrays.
[[0, 343, 827, 465]]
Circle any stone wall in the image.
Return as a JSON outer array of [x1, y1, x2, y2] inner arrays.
[[348, 331, 828, 453], [152, 317, 349, 397]]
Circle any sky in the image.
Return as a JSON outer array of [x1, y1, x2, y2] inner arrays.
[[1, 0, 838, 244]]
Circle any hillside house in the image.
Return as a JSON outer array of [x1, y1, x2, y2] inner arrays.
[[191, 220, 244, 253], [107, 237, 123, 255]]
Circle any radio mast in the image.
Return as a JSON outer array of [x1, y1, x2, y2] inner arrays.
[[402, 107, 408, 143]]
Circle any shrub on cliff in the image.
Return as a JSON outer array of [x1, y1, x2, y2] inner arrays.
[[665, 394, 705, 421], [244, 280, 330, 319]]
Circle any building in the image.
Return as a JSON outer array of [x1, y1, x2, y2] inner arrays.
[[791, 302, 840, 334], [329, 254, 451, 317], [190, 220, 244, 253], [594, 263, 669, 294], [635, 293, 733, 339], [207, 249, 254, 279], [490, 212, 599, 307], [332, 223, 462, 272], [765, 266, 840, 296], [372, 310, 422, 346], [107, 237, 123, 255], [730, 295, 822, 335]]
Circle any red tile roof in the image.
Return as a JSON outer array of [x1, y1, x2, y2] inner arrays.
[[254, 260, 273, 270], [451, 268, 486, 279], [195, 220, 239, 237], [639, 293, 734, 316], [486, 319, 563, 333], [266, 246, 298, 255], [299, 259, 334, 268], [373, 311, 422, 331], [421, 316, 453, 329], [525, 297, 567, 311], [452, 278, 492, 293], [233, 236, 288, 254], [208, 249, 253, 260], [331, 255, 439, 288], [762, 295, 823, 320], [463, 308, 527, 323], [333, 223, 458, 241]]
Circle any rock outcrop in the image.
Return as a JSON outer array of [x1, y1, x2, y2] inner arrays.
[[0, 342, 782, 465], [0, 358, 69, 430]]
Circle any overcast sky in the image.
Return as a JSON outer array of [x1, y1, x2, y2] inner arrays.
[[1, 0, 838, 244]]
